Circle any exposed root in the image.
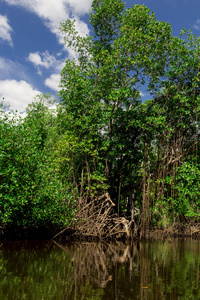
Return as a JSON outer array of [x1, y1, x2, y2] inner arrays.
[[72, 193, 133, 240], [53, 193, 138, 240], [53, 194, 200, 241]]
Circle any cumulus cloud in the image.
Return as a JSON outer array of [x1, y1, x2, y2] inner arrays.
[[28, 51, 56, 69], [27, 51, 60, 75], [27, 50, 65, 87], [45, 74, 61, 91], [0, 14, 13, 46], [28, 51, 66, 71], [4, 0, 92, 44], [0, 80, 41, 112]]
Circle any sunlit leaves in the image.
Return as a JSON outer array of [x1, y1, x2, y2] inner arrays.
[[0, 98, 75, 230]]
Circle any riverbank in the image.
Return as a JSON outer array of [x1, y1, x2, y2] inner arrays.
[[53, 223, 200, 241], [1, 222, 200, 241], [0, 225, 58, 240]]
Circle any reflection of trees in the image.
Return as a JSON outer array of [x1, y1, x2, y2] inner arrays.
[[65, 242, 138, 292], [58, 241, 141, 300], [0, 241, 73, 300], [138, 240, 200, 300], [0, 240, 200, 299]]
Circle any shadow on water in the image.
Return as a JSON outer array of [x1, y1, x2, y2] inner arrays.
[[0, 238, 200, 299]]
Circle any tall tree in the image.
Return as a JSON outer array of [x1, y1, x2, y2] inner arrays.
[[59, 0, 173, 210], [59, 0, 200, 232]]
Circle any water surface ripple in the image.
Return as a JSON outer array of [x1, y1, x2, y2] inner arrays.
[[0, 238, 199, 299]]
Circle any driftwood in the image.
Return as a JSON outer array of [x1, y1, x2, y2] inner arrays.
[[72, 193, 134, 240], [53, 193, 200, 240], [53, 193, 139, 240], [191, 224, 200, 237]]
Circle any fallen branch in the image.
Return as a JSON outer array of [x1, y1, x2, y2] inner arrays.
[[54, 193, 138, 240]]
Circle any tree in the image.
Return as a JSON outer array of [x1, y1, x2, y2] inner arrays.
[[0, 97, 75, 234], [1, 0, 200, 236], [59, 0, 176, 217]]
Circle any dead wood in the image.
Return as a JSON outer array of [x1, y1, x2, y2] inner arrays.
[[55, 193, 139, 240]]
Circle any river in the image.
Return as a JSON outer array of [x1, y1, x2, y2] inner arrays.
[[0, 238, 199, 299]]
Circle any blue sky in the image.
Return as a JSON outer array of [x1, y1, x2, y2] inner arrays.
[[0, 0, 200, 112]]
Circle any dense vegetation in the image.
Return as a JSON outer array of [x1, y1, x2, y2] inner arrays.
[[1, 0, 200, 236]]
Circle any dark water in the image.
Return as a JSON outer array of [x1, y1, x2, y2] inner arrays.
[[0, 238, 200, 300]]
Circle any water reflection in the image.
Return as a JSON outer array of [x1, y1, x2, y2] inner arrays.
[[0, 239, 200, 299]]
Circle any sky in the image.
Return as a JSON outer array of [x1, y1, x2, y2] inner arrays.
[[0, 0, 200, 113]]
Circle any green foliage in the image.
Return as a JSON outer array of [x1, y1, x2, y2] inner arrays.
[[58, 0, 200, 225], [0, 98, 75, 230], [166, 163, 200, 219], [1, 0, 200, 233]]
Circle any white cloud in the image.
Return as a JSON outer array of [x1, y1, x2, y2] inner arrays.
[[28, 51, 56, 69], [0, 80, 41, 112], [54, 58, 66, 72], [63, 0, 92, 15], [0, 57, 27, 80], [0, 57, 13, 71], [193, 19, 200, 30], [27, 50, 65, 86], [0, 15, 13, 46], [140, 91, 145, 97], [67, 48, 79, 61], [45, 74, 61, 91], [4, 0, 91, 44], [28, 51, 66, 71]]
